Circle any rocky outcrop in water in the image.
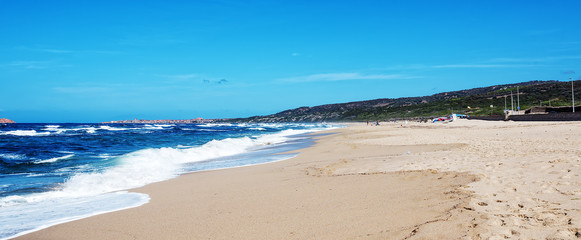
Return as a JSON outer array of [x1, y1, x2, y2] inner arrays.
[[0, 118, 15, 123]]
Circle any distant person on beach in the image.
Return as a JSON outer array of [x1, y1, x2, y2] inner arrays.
[[376, 120, 380, 126]]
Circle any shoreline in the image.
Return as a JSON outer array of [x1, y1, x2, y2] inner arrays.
[[17, 120, 581, 239], [2, 125, 332, 240]]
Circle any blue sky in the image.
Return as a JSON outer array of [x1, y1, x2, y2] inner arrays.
[[1, 1, 580, 122]]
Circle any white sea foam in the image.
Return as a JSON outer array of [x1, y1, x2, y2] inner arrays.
[[53, 164, 92, 174], [42, 126, 88, 134], [98, 125, 128, 131], [254, 123, 284, 128], [42, 125, 62, 133], [0, 132, 272, 207], [176, 144, 194, 148], [24, 173, 45, 178], [141, 124, 163, 130], [41, 125, 101, 134], [0, 130, 51, 136], [195, 129, 227, 132], [0, 153, 26, 160], [0, 127, 325, 207], [199, 123, 233, 127], [0, 124, 337, 239], [56, 135, 280, 197], [33, 154, 75, 164], [0, 191, 149, 240], [83, 127, 97, 134], [95, 153, 113, 159]]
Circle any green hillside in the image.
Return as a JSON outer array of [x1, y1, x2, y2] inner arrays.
[[231, 80, 579, 122]]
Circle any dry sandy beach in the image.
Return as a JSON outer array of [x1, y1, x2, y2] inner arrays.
[[17, 120, 581, 239]]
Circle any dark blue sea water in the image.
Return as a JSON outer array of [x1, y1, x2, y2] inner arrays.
[[0, 122, 336, 239]]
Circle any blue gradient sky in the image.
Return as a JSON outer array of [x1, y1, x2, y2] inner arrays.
[[1, 1, 580, 122]]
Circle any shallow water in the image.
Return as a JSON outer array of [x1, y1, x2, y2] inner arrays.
[[0, 122, 336, 239]]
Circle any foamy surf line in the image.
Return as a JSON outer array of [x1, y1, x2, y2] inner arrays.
[[1, 192, 150, 240], [0, 124, 338, 240]]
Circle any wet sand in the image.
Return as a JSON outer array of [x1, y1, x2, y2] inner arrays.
[[17, 120, 581, 239]]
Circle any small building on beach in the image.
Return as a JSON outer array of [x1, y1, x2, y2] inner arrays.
[[524, 106, 577, 114]]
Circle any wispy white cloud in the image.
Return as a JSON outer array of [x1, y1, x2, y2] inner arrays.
[[15, 46, 73, 54], [117, 35, 186, 46], [432, 64, 539, 69], [381, 55, 581, 71], [291, 52, 301, 57], [38, 48, 73, 54], [380, 62, 539, 71], [15, 46, 121, 55], [278, 73, 414, 83], [7, 61, 50, 69], [52, 83, 168, 96], [382, 64, 428, 71], [382, 56, 575, 71], [488, 57, 543, 63], [52, 86, 112, 94], [84, 50, 122, 55], [5, 60, 72, 69], [488, 55, 581, 63]]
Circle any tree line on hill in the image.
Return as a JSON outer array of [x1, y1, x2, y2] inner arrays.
[[228, 80, 579, 122]]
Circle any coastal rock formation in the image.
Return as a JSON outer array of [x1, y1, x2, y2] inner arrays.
[[0, 118, 15, 123], [104, 118, 215, 124]]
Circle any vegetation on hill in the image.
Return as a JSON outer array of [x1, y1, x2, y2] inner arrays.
[[229, 80, 579, 122]]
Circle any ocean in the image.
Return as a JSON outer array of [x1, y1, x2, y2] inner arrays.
[[0, 122, 336, 239]]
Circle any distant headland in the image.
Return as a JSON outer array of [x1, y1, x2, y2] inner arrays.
[[103, 118, 220, 124], [0, 118, 15, 123]]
